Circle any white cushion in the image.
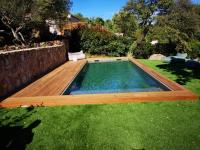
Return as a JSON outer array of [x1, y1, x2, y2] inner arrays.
[[68, 51, 86, 61], [72, 58, 78, 62]]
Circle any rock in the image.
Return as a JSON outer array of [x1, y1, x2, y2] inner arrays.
[[149, 54, 166, 60]]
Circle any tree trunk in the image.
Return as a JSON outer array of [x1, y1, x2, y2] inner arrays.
[[11, 28, 25, 45], [18, 32, 26, 43], [137, 27, 149, 45], [1, 16, 26, 45]]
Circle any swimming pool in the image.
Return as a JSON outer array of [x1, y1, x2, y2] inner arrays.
[[2, 58, 197, 108], [63, 60, 170, 95]]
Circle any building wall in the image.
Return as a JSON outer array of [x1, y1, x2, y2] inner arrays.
[[0, 44, 67, 98]]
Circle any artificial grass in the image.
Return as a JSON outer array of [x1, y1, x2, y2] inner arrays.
[[140, 59, 200, 95], [0, 60, 200, 150]]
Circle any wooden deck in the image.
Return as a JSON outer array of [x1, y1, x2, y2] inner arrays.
[[12, 60, 87, 97], [0, 58, 198, 108]]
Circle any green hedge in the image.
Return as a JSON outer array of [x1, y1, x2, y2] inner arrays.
[[69, 28, 199, 59], [69, 28, 132, 57], [131, 41, 185, 59]]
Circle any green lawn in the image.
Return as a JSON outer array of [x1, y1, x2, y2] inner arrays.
[[141, 60, 200, 95], [0, 60, 200, 150]]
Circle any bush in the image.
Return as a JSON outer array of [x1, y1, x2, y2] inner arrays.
[[68, 29, 82, 52], [155, 42, 177, 56], [131, 41, 181, 59], [189, 41, 200, 59], [131, 42, 153, 59], [69, 28, 132, 56]]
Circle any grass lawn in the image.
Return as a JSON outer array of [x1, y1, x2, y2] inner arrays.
[[0, 60, 200, 150]]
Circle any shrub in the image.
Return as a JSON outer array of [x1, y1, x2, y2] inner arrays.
[[69, 29, 82, 52], [155, 42, 177, 56], [131, 41, 184, 59], [131, 42, 153, 59], [189, 41, 200, 59], [69, 28, 132, 56]]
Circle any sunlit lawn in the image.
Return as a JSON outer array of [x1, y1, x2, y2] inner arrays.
[[0, 60, 200, 150]]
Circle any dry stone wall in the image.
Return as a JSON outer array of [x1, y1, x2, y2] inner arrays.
[[0, 45, 67, 98]]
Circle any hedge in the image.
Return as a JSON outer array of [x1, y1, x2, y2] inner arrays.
[[69, 28, 132, 57]]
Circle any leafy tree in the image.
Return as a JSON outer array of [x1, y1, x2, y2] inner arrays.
[[87, 17, 105, 26], [152, 0, 200, 55], [104, 19, 114, 32], [193, 4, 200, 40], [31, 0, 71, 23], [112, 11, 137, 37], [94, 17, 105, 26], [147, 26, 191, 53], [73, 13, 89, 22], [0, 0, 33, 45], [0, 0, 71, 45], [124, 0, 173, 43], [193, 4, 200, 16], [157, 0, 200, 38]]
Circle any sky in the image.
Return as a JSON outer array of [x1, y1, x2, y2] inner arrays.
[[71, 0, 128, 20], [71, 0, 200, 20]]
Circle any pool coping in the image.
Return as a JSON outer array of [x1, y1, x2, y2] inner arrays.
[[0, 58, 198, 108]]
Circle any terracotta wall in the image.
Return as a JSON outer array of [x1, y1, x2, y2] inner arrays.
[[0, 44, 67, 98]]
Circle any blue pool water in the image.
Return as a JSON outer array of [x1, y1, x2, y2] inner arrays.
[[63, 61, 170, 95]]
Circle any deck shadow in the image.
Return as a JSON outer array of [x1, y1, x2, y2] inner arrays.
[[0, 107, 41, 150]]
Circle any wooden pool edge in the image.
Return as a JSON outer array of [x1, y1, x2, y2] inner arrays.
[[0, 91, 198, 108], [0, 58, 198, 108], [129, 58, 187, 91]]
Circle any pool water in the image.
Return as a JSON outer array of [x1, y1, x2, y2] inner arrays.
[[63, 61, 170, 95]]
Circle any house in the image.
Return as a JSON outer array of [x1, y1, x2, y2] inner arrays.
[[67, 14, 81, 23], [46, 14, 82, 35]]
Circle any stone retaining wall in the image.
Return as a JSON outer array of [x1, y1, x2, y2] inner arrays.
[[0, 44, 67, 98]]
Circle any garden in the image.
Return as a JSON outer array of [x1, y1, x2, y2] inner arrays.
[[0, 0, 200, 149], [0, 60, 200, 150], [70, 0, 200, 61]]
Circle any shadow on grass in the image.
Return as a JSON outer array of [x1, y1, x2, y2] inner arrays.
[[0, 107, 41, 150], [156, 62, 200, 85]]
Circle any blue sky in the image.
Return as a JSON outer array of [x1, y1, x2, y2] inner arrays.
[[71, 0, 128, 20], [71, 0, 200, 20]]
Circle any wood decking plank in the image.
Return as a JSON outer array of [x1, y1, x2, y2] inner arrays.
[[0, 91, 198, 108], [12, 60, 87, 97]]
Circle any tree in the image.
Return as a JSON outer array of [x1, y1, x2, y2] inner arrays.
[[0, 0, 33, 45], [94, 17, 105, 26], [154, 0, 200, 54], [104, 19, 114, 32], [31, 0, 71, 23], [73, 13, 88, 22], [193, 4, 200, 16], [87, 17, 105, 26], [193, 4, 200, 40], [0, 0, 71, 45], [124, 0, 172, 43], [157, 0, 200, 38], [147, 26, 191, 53], [112, 11, 137, 37]]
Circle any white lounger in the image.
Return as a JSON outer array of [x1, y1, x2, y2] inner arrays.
[[68, 51, 86, 61]]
